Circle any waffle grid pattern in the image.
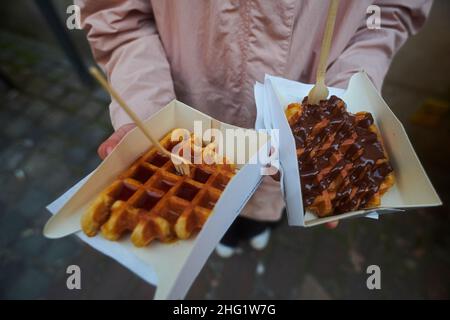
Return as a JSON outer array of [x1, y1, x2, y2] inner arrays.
[[286, 97, 394, 217], [82, 131, 236, 247]]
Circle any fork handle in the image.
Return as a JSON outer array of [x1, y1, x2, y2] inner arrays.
[[316, 0, 340, 83], [89, 67, 170, 157]]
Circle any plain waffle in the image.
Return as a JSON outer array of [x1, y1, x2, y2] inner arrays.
[[81, 129, 236, 247]]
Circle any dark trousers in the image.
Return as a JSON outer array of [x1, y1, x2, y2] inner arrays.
[[219, 216, 280, 247]]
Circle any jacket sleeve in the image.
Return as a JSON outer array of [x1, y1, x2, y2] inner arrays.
[[326, 0, 433, 91], [75, 0, 176, 130]]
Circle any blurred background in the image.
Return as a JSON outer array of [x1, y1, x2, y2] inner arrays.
[[0, 0, 449, 300]]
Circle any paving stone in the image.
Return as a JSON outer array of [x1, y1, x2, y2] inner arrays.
[[0, 170, 28, 205], [0, 143, 31, 171], [40, 109, 69, 132], [61, 73, 84, 91], [0, 255, 25, 298], [42, 85, 65, 101], [0, 109, 16, 138], [16, 188, 52, 218], [4, 91, 29, 113], [24, 126, 46, 146], [24, 101, 50, 121], [4, 116, 32, 139], [47, 65, 68, 81], [22, 150, 59, 178], [63, 144, 90, 166], [14, 232, 49, 258], [79, 124, 110, 147], [0, 205, 30, 247], [94, 110, 114, 131], [0, 81, 8, 93], [85, 156, 101, 173], [3, 267, 50, 299], [37, 135, 66, 157], [59, 91, 89, 112], [32, 60, 56, 76], [28, 169, 73, 202], [18, 51, 39, 67], [6, 70, 32, 88], [25, 77, 48, 96], [0, 47, 13, 61], [296, 274, 332, 300], [92, 86, 111, 103], [76, 100, 104, 121], [42, 238, 82, 265]]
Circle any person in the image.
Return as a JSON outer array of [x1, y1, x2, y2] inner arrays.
[[76, 0, 432, 257]]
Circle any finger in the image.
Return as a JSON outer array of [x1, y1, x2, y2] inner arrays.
[[98, 132, 123, 159], [271, 171, 281, 181], [97, 140, 110, 159], [325, 220, 339, 229], [97, 139, 116, 159], [267, 146, 280, 181], [98, 124, 135, 159]]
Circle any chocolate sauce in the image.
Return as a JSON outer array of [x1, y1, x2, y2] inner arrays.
[[290, 96, 393, 214]]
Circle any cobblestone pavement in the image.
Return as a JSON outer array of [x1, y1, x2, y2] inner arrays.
[[1, 1, 449, 300]]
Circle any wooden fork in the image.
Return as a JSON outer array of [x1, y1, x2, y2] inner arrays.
[[89, 67, 190, 176], [308, 0, 340, 105]]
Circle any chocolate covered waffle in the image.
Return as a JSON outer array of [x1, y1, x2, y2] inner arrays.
[[81, 129, 236, 247], [285, 96, 394, 217]]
